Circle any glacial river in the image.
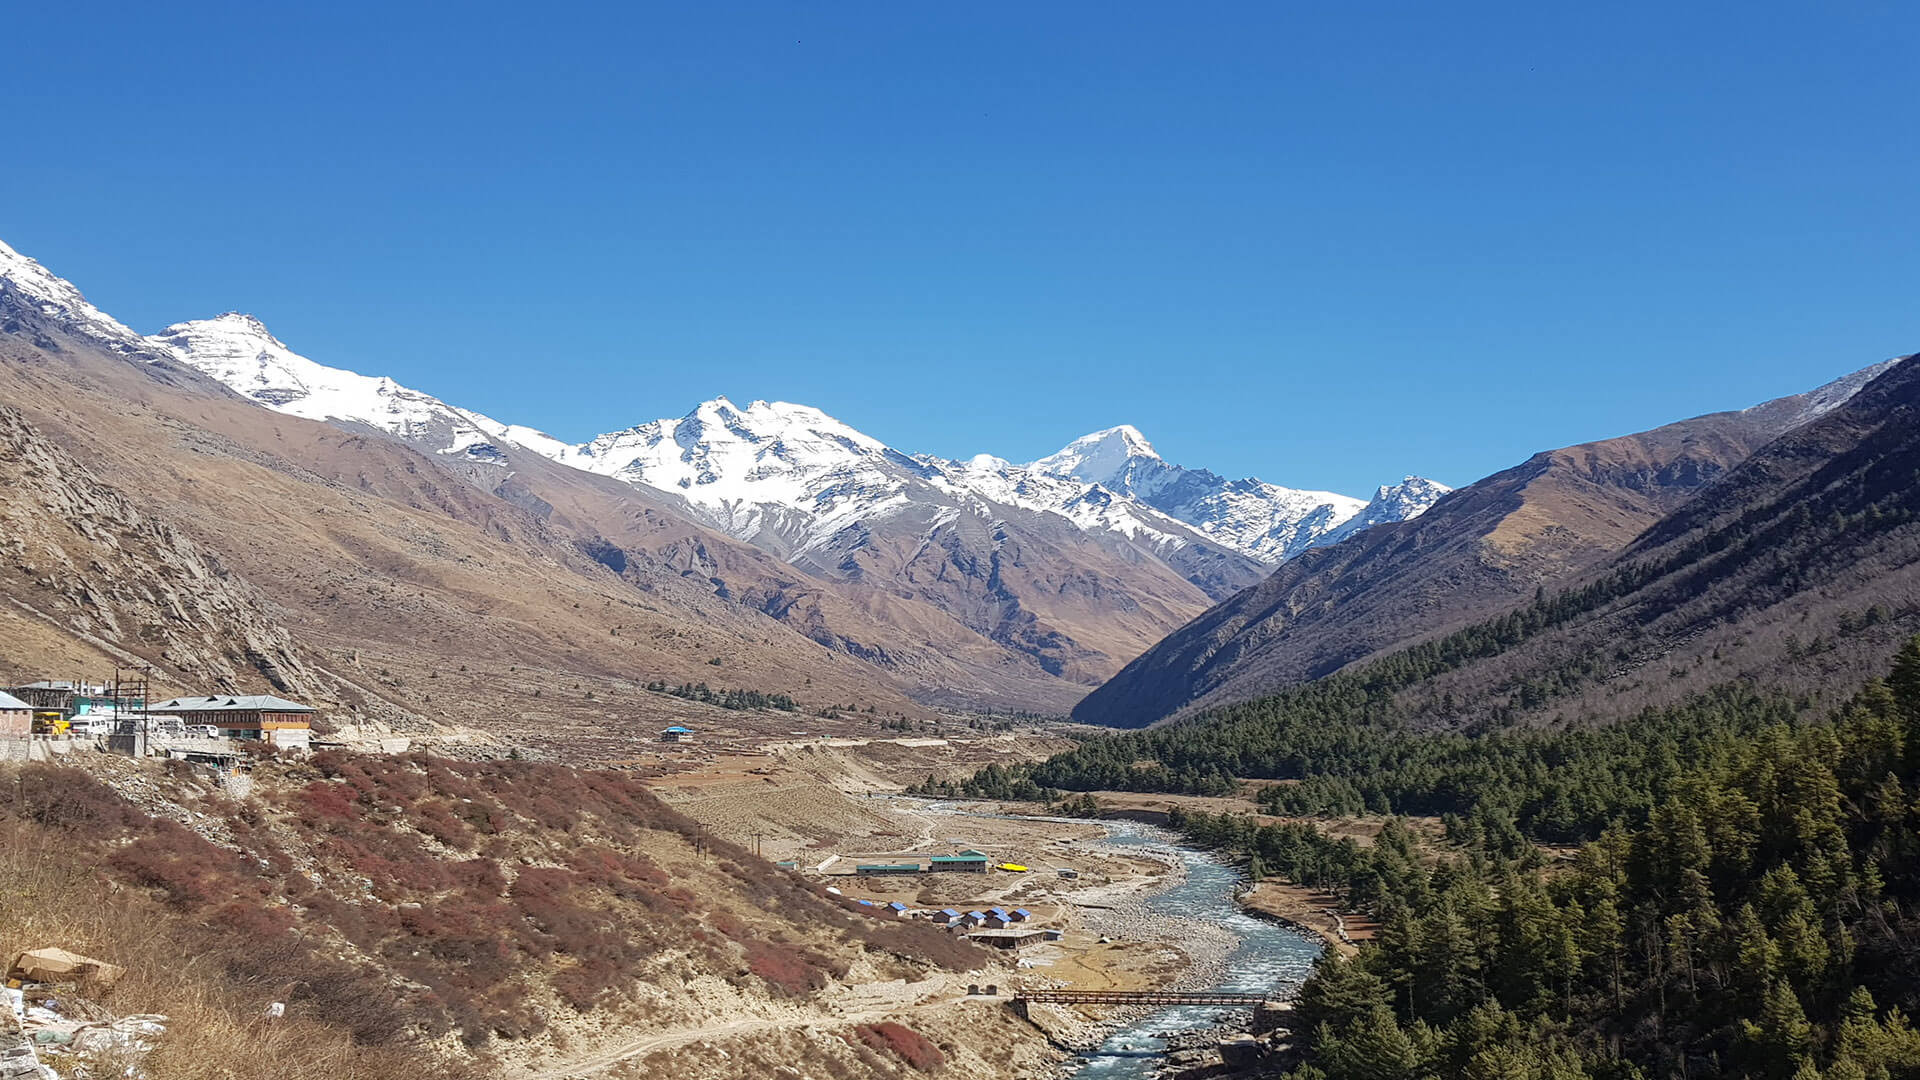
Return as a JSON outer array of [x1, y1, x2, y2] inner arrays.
[[1066, 820, 1322, 1079]]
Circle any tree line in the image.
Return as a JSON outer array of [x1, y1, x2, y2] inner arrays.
[[642, 681, 798, 712], [1176, 637, 1920, 1080]]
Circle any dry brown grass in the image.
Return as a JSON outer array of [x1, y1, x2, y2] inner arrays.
[[1, 753, 996, 1078], [0, 791, 476, 1080]]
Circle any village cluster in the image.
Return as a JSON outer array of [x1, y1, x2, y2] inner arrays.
[[841, 897, 1063, 951], [801, 848, 1089, 952], [0, 674, 316, 764]]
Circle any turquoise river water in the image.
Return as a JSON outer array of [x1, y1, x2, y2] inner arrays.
[[1065, 820, 1321, 1079]]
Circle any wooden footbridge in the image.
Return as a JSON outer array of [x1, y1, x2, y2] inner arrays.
[[1013, 989, 1278, 1008]]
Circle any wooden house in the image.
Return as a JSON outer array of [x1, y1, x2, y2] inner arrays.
[[147, 694, 315, 749]]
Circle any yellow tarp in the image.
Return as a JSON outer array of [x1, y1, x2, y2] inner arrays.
[[997, 864, 1029, 872]]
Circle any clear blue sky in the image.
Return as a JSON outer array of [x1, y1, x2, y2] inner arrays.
[[3, 2, 1915, 494]]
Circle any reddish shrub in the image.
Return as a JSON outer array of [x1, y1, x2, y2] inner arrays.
[[853, 1022, 946, 1072], [298, 780, 358, 822], [206, 899, 295, 938], [744, 939, 828, 997], [553, 958, 624, 1012], [414, 800, 472, 849], [11, 765, 138, 831], [107, 822, 268, 910], [449, 857, 506, 895]]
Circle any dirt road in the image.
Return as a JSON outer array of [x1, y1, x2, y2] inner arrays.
[[519, 977, 965, 1080]]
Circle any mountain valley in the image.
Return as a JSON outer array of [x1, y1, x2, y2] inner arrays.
[[6, 232, 1918, 1080], [2, 237, 1445, 716]]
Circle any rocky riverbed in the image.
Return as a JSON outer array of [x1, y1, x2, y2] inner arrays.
[[1015, 821, 1320, 1079]]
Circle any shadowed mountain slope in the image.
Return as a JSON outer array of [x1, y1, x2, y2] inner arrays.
[[1074, 357, 1904, 727]]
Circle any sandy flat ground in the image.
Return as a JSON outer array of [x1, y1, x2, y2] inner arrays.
[[1239, 881, 1378, 956]]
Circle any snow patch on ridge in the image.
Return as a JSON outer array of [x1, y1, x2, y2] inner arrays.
[[146, 313, 515, 466], [0, 239, 155, 355]]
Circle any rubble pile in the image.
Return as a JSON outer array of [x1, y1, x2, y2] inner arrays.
[[3, 949, 164, 1080]]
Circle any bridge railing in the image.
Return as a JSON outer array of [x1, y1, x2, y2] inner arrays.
[[1014, 990, 1277, 1006]]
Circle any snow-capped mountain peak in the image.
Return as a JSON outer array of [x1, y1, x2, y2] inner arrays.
[[1030, 424, 1161, 485], [1315, 475, 1455, 547], [561, 406, 1448, 566], [147, 313, 518, 464], [573, 396, 894, 499], [0, 239, 155, 354], [1020, 425, 1450, 563], [2, 234, 1447, 569], [1373, 475, 1450, 509]]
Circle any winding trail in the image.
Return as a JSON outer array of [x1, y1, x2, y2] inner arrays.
[[519, 978, 969, 1080]]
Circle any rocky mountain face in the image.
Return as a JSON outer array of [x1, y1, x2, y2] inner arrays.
[[0, 276, 986, 723], [4, 237, 1398, 712], [1073, 355, 1908, 727], [0, 403, 318, 695], [0, 238, 1456, 708]]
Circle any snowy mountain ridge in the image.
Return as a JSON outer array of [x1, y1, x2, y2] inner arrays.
[[0, 239, 157, 356], [0, 236, 1447, 573], [146, 313, 526, 464]]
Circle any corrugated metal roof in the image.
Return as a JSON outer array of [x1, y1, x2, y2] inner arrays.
[[0, 691, 30, 710], [148, 694, 314, 713]]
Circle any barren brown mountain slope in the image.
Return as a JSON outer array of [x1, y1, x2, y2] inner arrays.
[[2, 285, 1233, 716], [2, 752, 1043, 1080], [469, 437, 1228, 708], [0, 322, 935, 728], [1074, 358, 1901, 727], [1393, 350, 1920, 728]]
